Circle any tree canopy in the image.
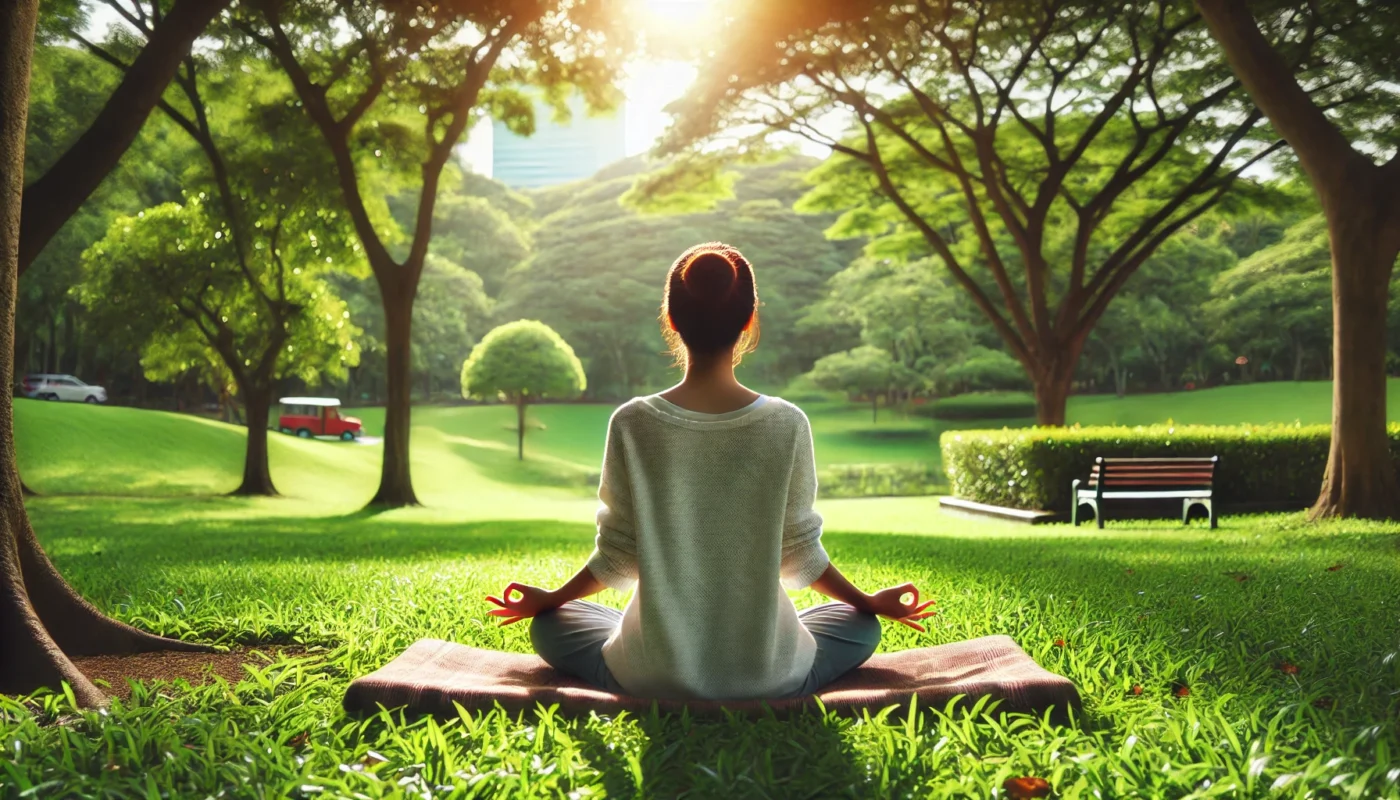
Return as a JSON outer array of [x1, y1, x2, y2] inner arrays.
[[648, 0, 1303, 424], [461, 319, 586, 459], [807, 345, 915, 422]]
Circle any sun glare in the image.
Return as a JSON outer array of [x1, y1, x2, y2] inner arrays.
[[635, 0, 721, 43]]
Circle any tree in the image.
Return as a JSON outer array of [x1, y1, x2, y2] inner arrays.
[[1085, 228, 1237, 393], [807, 345, 910, 422], [653, 0, 1295, 425], [1194, 0, 1400, 519], [79, 197, 360, 496], [801, 256, 979, 397], [1205, 217, 1334, 382], [942, 347, 1030, 396], [1, 0, 206, 708], [20, 0, 233, 274], [234, 0, 626, 507], [460, 320, 586, 460]]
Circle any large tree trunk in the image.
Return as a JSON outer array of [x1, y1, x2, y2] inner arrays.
[[0, 0, 87, 704], [17, 0, 232, 274], [370, 281, 418, 506], [232, 385, 276, 496], [1032, 367, 1075, 427], [1195, 0, 1400, 520], [1311, 206, 1399, 519], [1, 1, 208, 706]]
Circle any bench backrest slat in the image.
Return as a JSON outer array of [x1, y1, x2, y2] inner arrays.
[[1088, 456, 1216, 490]]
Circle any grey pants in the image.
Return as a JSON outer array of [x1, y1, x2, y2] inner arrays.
[[529, 600, 881, 698]]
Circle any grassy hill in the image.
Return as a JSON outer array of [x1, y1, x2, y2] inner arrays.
[[1070, 378, 1400, 426], [15, 379, 1398, 526]]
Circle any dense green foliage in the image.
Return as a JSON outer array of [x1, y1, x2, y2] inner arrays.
[[494, 157, 862, 398], [942, 423, 1400, 513], [807, 345, 918, 422], [18, 45, 1399, 417], [461, 321, 586, 402], [78, 197, 359, 399]]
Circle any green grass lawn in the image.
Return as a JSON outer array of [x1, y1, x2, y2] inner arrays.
[[6, 498, 1399, 797], [1069, 378, 1400, 427], [20, 379, 1398, 509], [6, 394, 1400, 797]]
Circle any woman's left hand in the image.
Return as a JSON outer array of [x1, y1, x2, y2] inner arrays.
[[485, 582, 557, 626]]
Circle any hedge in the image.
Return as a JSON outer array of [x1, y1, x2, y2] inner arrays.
[[914, 392, 1037, 421], [940, 423, 1400, 512], [818, 463, 946, 498]]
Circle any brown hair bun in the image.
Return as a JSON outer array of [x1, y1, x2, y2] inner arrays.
[[660, 242, 760, 366]]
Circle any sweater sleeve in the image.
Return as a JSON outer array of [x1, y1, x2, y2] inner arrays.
[[780, 411, 830, 590], [585, 414, 639, 591]]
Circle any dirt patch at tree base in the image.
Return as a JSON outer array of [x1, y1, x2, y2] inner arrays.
[[71, 647, 308, 700]]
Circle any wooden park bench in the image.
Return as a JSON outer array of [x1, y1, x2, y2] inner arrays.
[[1072, 456, 1218, 529]]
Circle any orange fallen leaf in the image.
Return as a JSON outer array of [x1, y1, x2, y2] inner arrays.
[[1003, 776, 1052, 799], [1326, 563, 1344, 572], [1278, 661, 1299, 675], [1131, 684, 1143, 696]]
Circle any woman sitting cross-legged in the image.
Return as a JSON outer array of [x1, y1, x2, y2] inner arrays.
[[486, 242, 934, 701]]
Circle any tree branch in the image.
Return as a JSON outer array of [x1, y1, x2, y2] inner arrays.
[[248, 11, 397, 275], [20, 0, 232, 273], [1194, 0, 1366, 193]]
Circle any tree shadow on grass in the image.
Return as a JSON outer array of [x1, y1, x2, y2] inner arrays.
[[30, 496, 1400, 738]]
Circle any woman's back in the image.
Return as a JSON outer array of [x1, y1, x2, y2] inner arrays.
[[588, 394, 830, 700], [490, 242, 930, 702]]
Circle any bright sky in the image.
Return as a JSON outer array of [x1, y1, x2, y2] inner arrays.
[[457, 58, 702, 177], [84, 1, 731, 177]]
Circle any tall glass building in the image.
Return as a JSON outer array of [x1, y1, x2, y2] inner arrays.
[[491, 95, 626, 189]]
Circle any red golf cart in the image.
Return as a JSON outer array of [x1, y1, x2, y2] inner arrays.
[[277, 397, 363, 441]]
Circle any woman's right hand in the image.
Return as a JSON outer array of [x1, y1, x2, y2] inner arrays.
[[863, 583, 936, 632], [485, 582, 558, 626]]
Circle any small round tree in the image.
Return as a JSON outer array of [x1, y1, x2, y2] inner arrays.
[[461, 320, 586, 460], [808, 345, 912, 423]]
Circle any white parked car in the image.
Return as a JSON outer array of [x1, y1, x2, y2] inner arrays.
[[22, 374, 107, 404]]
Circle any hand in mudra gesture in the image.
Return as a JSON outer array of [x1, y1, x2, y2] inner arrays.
[[865, 583, 937, 632], [485, 582, 556, 626]]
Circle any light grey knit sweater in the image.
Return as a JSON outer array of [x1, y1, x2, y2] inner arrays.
[[585, 393, 830, 700]]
